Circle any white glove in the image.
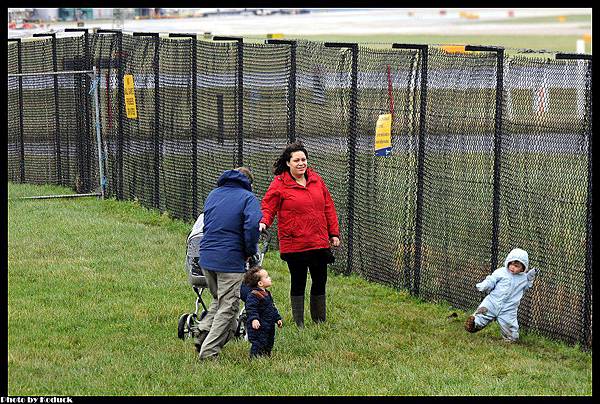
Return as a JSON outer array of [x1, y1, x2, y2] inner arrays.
[[527, 268, 538, 281]]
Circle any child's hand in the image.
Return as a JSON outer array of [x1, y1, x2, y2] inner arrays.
[[277, 319, 283, 328], [252, 319, 260, 330]]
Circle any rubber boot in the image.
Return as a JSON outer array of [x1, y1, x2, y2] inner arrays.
[[310, 294, 326, 323], [290, 295, 305, 328]]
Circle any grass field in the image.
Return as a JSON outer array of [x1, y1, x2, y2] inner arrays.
[[7, 182, 591, 396]]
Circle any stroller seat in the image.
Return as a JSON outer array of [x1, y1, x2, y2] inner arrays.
[[187, 256, 208, 289]]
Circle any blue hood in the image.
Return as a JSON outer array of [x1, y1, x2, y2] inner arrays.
[[199, 169, 262, 273], [217, 170, 252, 191], [503, 248, 529, 272]]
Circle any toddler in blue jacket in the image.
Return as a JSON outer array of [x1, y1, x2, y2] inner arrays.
[[465, 248, 537, 342], [243, 266, 283, 358]]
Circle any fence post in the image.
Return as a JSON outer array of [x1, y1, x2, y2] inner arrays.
[[134, 32, 161, 209], [392, 44, 429, 295], [170, 33, 198, 220], [213, 36, 244, 166], [556, 52, 593, 349], [266, 39, 297, 143], [465, 45, 505, 274], [9, 38, 25, 183], [324, 42, 358, 276], [65, 28, 91, 192], [33, 33, 64, 186]]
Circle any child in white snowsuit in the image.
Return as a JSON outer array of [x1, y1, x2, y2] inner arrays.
[[243, 266, 283, 358], [465, 248, 537, 342]]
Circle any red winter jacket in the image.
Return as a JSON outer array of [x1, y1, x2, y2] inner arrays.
[[260, 168, 340, 254]]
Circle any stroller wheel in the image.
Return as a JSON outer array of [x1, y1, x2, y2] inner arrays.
[[178, 313, 190, 340], [235, 310, 247, 339], [186, 313, 197, 336]]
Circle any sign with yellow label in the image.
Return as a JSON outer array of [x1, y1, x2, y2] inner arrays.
[[123, 74, 138, 119], [374, 113, 392, 157]]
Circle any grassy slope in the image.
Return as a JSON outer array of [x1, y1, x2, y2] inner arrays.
[[7, 183, 591, 396]]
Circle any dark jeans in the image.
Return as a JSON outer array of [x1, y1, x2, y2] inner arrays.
[[249, 325, 276, 357], [281, 249, 328, 297]]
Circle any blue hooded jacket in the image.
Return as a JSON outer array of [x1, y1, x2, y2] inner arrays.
[[475, 248, 537, 318], [199, 170, 262, 273]]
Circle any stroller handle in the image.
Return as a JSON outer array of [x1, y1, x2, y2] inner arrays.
[[259, 229, 272, 254]]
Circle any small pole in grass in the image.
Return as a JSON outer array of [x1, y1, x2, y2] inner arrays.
[[91, 66, 106, 199]]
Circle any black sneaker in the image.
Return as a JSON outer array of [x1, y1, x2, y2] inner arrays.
[[194, 330, 209, 352]]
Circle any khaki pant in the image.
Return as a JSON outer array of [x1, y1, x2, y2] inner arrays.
[[197, 269, 243, 359]]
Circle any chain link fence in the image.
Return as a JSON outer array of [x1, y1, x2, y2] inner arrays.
[[7, 32, 592, 349]]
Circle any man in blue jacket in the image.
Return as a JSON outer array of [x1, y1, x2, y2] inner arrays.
[[195, 167, 262, 360]]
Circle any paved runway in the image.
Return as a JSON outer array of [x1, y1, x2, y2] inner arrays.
[[8, 8, 591, 38]]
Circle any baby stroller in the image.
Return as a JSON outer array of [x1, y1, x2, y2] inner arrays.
[[177, 213, 271, 342]]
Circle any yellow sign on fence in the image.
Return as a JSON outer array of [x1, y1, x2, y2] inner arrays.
[[123, 74, 138, 119], [374, 113, 392, 157]]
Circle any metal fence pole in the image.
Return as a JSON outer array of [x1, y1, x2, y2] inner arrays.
[[392, 44, 429, 295], [465, 45, 505, 274], [33, 33, 63, 185], [266, 39, 297, 143], [8, 38, 25, 183], [213, 36, 244, 166], [170, 33, 198, 220], [324, 42, 358, 276], [91, 66, 106, 199]]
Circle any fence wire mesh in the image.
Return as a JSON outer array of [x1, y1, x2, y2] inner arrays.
[[295, 40, 352, 274], [8, 41, 20, 183], [91, 32, 121, 198], [9, 36, 98, 192], [499, 56, 592, 346], [419, 48, 499, 310], [7, 33, 592, 349]]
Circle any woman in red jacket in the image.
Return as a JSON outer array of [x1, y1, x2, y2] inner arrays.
[[259, 141, 340, 327]]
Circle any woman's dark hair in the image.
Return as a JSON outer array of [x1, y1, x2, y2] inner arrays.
[[273, 141, 308, 175], [243, 266, 264, 287]]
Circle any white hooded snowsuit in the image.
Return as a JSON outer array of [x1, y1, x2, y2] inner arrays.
[[474, 248, 537, 341]]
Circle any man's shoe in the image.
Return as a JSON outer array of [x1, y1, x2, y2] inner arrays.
[[194, 330, 209, 352], [198, 353, 218, 361]]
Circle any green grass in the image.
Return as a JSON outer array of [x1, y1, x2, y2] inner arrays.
[[7, 182, 592, 396]]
